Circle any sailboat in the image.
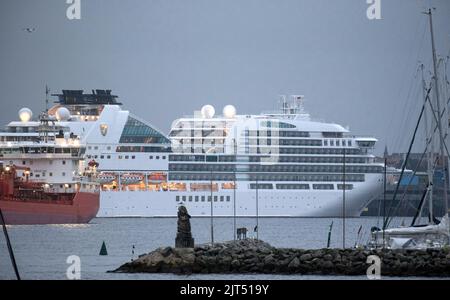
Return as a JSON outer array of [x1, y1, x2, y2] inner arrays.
[[369, 9, 450, 250]]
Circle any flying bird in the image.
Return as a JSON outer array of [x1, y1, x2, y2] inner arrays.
[[23, 28, 36, 33]]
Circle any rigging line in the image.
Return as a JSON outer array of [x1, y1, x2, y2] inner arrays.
[[387, 74, 450, 224], [391, 87, 450, 219], [396, 71, 425, 153], [391, 85, 433, 218], [397, 150, 439, 220], [385, 18, 427, 149], [392, 82, 420, 153], [386, 112, 441, 227], [0, 208, 21, 280], [386, 100, 447, 227], [384, 87, 431, 229], [376, 185, 382, 228], [400, 83, 423, 150], [389, 148, 429, 221], [426, 98, 450, 158]]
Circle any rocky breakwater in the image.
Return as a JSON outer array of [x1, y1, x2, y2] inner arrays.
[[112, 239, 450, 276]]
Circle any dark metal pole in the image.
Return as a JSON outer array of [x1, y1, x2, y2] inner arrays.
[[256, 179, 259, 240], [0, 208, 21, 280], [233, 139, 237, 241], [383, 157, 387, 248], [327, 221, 333, 248], [210, 169, 214, 245], [342, 147, 346, 249], [233, 170, 236, 241]]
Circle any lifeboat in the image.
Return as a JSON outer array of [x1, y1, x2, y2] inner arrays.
[[97, 172, 116, 184], [148, 172, 167, 183], [120, 173, 144, 185]]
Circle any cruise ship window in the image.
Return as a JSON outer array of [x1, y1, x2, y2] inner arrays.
[[343, 140, 346, 146], [94, 146, 98, 150], [220, 196, 224, 202], [162, 156, 166, 159], [125, 155, 129, 159], [62, 172, 66, 176], [176, 196, 180, 202], [182, 196, 186, 201], [132, 156, 135, 159], [338, 184, 353, 190], [330, 140, 334, 146], [22, 160, 25, 165], [214, 196, 218, 202], [324, 140, 328, 146], [88, 146, 92, 150], [94, 155, 98, 159], [348, 140, 352, 146], [49, 172, 52, 177], [100, 155, 104, 159], [118, 155, 122, 159], [201, 196, 205, 202], [188, 196, 192, 202], [62, 160, 66, 165], [149, 156, 153, 159], [207, 196, 212, 202], [107, 155, 111, 159], [336, 140, 340, 146], [107, 146, 111, 150], [119, 116, 170, 144], [226, 196, 230, 202], [195, 196, 199, 202], [156, 156, 160, 159]]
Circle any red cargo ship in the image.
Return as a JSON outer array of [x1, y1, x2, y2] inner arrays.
[[0, 165, 99, 225], [0, 108, 100, 225]]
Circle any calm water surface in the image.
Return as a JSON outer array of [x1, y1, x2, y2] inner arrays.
[[0, 217, 438, 280]]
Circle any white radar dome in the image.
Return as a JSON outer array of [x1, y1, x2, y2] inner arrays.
[[55, 107, 71, 121], [18, 108, 33, 122], [201, 104, 215, 118], [223, 105, 236, 118]]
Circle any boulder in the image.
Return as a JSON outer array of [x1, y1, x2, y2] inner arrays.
[[299, 253, 312, 262], [287, 257, 300, 270]]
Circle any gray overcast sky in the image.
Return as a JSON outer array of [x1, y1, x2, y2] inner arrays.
[[1, 0, 449, 155]]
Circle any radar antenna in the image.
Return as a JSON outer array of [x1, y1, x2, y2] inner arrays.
[[45, 85, 50, 112], [278, 95, 287, 114]]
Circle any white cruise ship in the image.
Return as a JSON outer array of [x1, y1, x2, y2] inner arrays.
[[1, 90, 384, 217]]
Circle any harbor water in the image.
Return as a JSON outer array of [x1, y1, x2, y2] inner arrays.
[[0, 216, 439, 280]]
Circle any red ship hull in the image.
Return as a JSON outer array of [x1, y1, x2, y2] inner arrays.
[[0, 191, 99, 225]]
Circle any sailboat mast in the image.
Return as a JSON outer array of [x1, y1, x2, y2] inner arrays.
[[421, 64, 434, 222], [426, 8, 448, 218]]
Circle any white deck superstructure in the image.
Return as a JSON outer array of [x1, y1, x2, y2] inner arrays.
[[1, 91, 384, 217]]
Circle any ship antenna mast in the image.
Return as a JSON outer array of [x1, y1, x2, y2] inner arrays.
[[45, 85, 50, 112], [279, 95, 287, 114]]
